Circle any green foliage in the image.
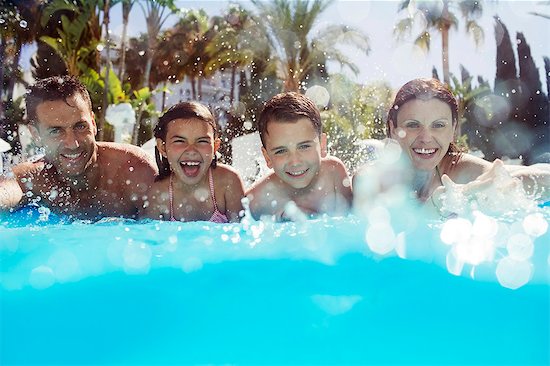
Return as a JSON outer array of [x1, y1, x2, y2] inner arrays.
[[322, 78, 392, 173]]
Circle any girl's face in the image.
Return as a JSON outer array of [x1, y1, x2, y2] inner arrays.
[[390, 98, 455, 172], [157, 118, 220, 185]]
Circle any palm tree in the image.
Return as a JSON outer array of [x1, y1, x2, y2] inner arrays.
[[394, 0, 484, 85], [40, 0, 102, 76], [251, 0, 370, 92], [118, 0, 134, 81], [132, 0, 178, 144], [169, 8, 212, 100], [206, 4, 255, 106], [0, 0, 42, 154]]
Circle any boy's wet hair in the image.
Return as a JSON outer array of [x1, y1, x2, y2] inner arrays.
[[154, 101, 219, 179], [25, 75, 93, 126], [386, 78, 462, 159], [257, 92, 322, 147]]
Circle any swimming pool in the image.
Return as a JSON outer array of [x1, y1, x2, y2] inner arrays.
[[1, 208, 549, 364]]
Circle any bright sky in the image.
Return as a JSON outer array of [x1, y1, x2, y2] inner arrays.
[[99, 1, 550, 92]]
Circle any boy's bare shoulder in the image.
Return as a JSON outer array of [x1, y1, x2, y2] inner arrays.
[[246, 171, 278, 195], [322, 156, 348, 171]]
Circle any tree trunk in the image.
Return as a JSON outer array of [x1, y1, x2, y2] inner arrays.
[[198, 77, 202, 100], [229, 66, 236, 106], [441, 1, 450, 85], [118, 1, 133, 81], [191, 76, 196, 99], [99, 0, 111, 142], [0, 39, 4, 112]]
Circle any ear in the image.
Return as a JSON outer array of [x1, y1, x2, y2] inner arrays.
[[213, 137, 221, 153], [261, 147, 273, 169], [320, 133, 328, 158], [388, 121, 399, 140], [91, 113, 98, 136], [28, 124, 42, 146], [156, 138, 167, 158]]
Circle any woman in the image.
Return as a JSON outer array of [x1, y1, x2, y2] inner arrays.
[[355, 78, 549, 215]]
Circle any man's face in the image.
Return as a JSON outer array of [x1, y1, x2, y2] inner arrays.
[[31, 94, 97, 178], [261, 117, 327, 190]]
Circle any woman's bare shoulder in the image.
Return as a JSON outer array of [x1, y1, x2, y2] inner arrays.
[[451, 153, 492, 183]]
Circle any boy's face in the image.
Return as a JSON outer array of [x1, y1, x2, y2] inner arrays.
[[30, 94, 97, 179], [261, 117, 327, 190]]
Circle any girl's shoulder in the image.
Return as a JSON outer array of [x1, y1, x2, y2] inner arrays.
[[213, 164, 243, 181]]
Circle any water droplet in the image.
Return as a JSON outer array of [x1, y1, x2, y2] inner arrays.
[[19, 20, 27, 28]]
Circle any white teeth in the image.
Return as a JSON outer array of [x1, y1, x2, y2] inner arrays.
[[287, 169, 307, 176], [181, 161, 200, 166], [413, 148, 436, 155], [62, 153, 82, 159]]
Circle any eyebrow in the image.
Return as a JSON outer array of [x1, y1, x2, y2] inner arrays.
[[269, 139, 315, 152], [45, 119, 86, 129], [169, 134, 211, 140]]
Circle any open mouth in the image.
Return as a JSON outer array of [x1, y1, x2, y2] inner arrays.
[[412, 148, 438, 158], [286, 168, 308, 177], [60, 151, 84, 162], [180, 160, 201, 177]]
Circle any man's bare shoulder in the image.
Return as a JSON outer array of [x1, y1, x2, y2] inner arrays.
[[97, 142, 158, 177], [10, 160, 46, 179]]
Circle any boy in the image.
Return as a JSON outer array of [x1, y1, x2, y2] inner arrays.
[[0, 75, 157, 220], [246, 92, 352, 221]]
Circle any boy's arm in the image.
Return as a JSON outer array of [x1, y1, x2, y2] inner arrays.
[[326, 157, 353, 213]]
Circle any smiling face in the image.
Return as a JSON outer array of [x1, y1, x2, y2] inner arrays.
[[31, 94, 97, 178], [390, 98, 455, 171], [157, 118, 220, 186], [261, 117, 327, 190]]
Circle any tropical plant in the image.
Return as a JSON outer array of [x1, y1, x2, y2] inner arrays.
[[394, 0, 484, 85], [206, 4, 256, 106], [132, 0, 178, 144], [323, 77, 392, 173], [40, 0, 102, 76], [250, 0, 370, 92]]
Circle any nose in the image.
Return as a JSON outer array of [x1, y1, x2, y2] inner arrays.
[[63, 131, 80, 149], [288, 150, 301, 166], [417, 126, 434, 143]]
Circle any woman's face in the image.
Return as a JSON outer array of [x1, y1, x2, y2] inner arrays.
[[390, 98, 455, 171]]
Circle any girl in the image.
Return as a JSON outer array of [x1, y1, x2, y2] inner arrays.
[[140, 101, 245, 222]]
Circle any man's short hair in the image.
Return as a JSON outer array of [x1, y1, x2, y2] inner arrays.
[[26, 75, 93, 125], [257, 92, 322, 147]]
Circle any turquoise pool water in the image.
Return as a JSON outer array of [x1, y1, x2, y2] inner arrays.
[[1, 208, 549, 364]]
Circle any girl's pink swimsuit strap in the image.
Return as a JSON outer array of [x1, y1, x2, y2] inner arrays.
[[168, 168, 229, 223]]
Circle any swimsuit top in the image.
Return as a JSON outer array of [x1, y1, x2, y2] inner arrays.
[[169, 168, 229, 223]]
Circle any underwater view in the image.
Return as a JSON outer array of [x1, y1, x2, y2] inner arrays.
[[2, 0, 550, 364], [1, 200, 549, 364]]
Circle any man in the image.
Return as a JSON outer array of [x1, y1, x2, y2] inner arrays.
[[0, 75, 157, 220]]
